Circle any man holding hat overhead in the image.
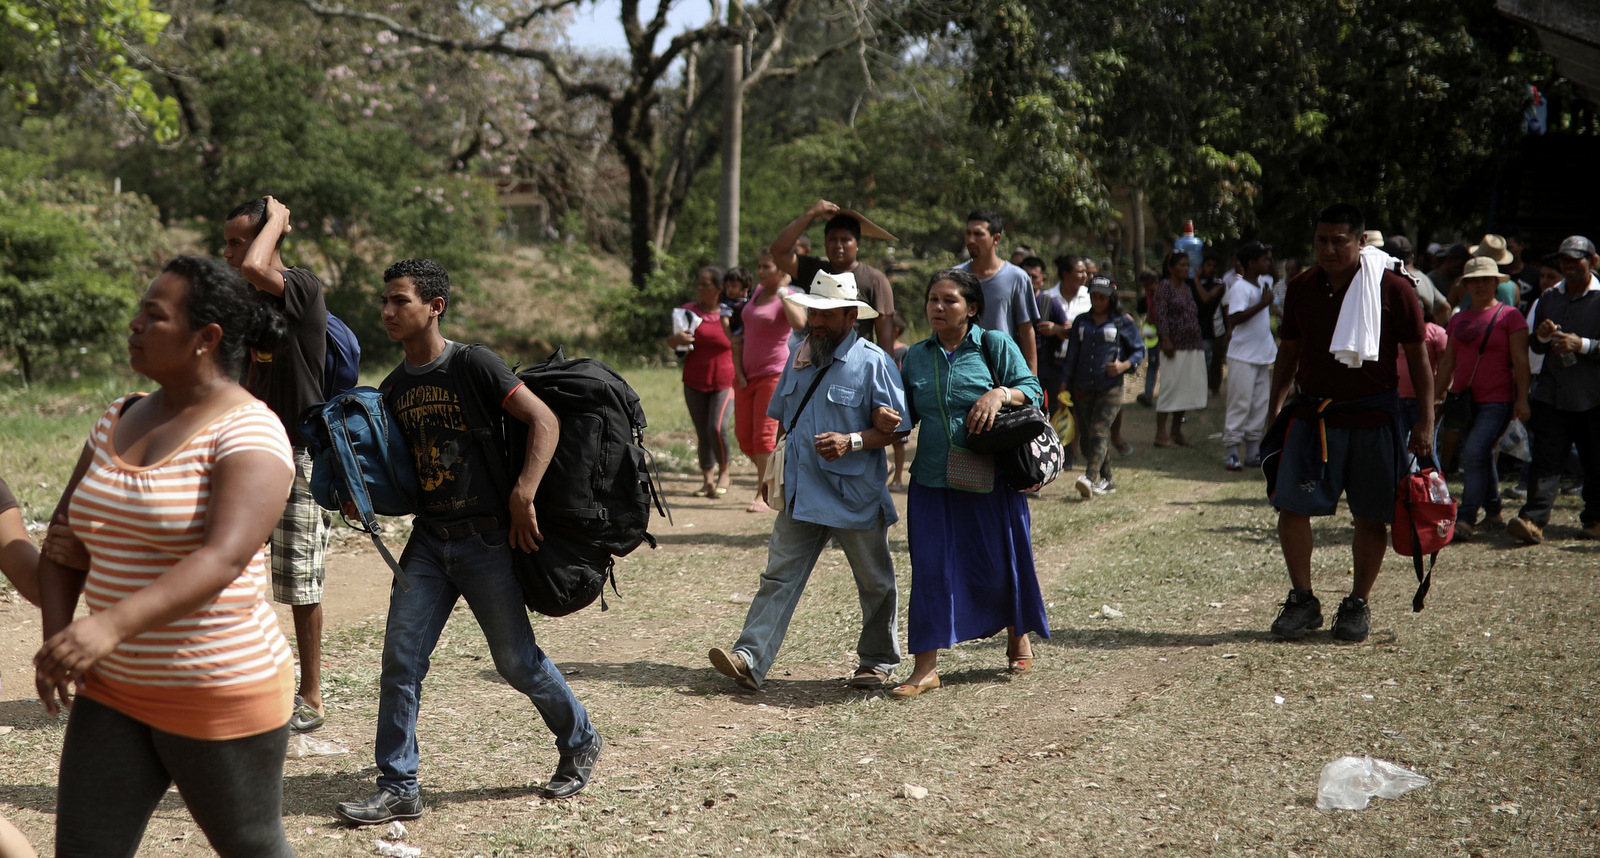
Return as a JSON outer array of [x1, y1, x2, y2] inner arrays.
[[771, 200, 898, 351], [709, 270, 911, 691], [1507, 235, 1600, 544]]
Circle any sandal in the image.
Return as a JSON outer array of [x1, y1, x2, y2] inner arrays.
[[693, 486, 714, 498], [1115, 441, 1134, 457], [888, 673, 940, 699], [746, 500, 773, 513], [1006, 637, 1035, 675]]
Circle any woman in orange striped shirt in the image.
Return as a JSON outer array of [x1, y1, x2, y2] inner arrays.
[[35, 256, 299, 857]]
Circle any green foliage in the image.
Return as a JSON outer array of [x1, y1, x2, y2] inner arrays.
[[0, 194, 140, 384], [112, 55, 499, 359], [599, 244, 692, 357], [0, 0, 178, 139], [957, 0, 1551, 249]]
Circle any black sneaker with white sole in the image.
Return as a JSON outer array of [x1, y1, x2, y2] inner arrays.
[[1331, 595, 1370, 642], [1270, 589, 1323, 639]]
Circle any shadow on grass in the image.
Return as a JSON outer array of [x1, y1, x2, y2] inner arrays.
[[552, 660, 902, 709], [0, 700, 65, 732], [281, 770, 546, 819], [651, 531, 772, 549], [0, 782, 56, 814]]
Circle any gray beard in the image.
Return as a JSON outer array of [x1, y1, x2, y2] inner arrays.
[[807, 331, 843, 368]]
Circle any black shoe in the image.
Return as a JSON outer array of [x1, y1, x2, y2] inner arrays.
[[1332, 595, 1370, 643], [540, 734, 603, 799], [335, 789, 422, 826], [1270, 589, 1323, 639]]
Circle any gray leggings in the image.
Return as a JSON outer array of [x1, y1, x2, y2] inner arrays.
[[55, 696, 296, 858], [684, 385, 733, 472]]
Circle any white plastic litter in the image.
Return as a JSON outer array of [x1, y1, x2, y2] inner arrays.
[[1099, 605, 1124, 619], [375, 839, 421, 858], [286, 733, 349, 759], [384, 821, 408, 840], [899, 784, 929, 800], [1315, 756, 1430, 810]]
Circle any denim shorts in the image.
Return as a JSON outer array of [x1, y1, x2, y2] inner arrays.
[[1270, 418, 1398, 523]]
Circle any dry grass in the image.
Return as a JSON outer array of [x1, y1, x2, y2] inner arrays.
[[3, 332, 1600, 851], [2, 362, 1598, 856]]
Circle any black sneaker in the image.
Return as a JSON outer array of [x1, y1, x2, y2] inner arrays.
[[1270, 589, 1323, 639], [336, 789, 423, 826], [540, 734, 603, 799], [1331, 595, 1370, 643]]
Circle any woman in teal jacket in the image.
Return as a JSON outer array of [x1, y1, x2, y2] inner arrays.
[[888, 268, 1051, 698]]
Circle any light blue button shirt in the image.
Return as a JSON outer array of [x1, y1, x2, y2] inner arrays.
[[768, 332, 911, 529]]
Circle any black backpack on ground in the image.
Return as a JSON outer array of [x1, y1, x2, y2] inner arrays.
[[452, 344, 668, 616]]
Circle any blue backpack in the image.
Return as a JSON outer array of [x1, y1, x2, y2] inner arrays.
[[298, 388, 417, 590], [323, 314, 361, 399]]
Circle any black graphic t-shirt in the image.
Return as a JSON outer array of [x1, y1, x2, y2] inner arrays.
[[381, 341, 522, 525]]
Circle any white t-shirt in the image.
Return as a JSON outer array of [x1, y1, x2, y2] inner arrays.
[[959, 259, 1040, 339], [1224, 271, 1278, 365], [1059, 287, 1092, 323]]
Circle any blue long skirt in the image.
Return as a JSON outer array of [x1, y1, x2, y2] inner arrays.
[[906, 476, 1051, 654]]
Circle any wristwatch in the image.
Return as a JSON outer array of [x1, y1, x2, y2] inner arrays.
[[849, 432, 864, 452]]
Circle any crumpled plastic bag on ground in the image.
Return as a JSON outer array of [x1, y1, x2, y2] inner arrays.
[[286, 733, 349, 759], [375, 839, 420, 858], [1316, 755, 1430, 810]]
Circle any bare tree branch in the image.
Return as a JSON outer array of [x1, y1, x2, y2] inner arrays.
[[298, 0, 615, 102]]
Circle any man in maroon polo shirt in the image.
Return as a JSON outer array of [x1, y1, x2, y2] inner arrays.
[[1263, 203, 1434, 643]]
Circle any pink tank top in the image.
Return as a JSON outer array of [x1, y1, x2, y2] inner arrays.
[[739, 284, 795, 379]]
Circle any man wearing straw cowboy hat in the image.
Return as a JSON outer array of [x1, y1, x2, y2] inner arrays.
[[709, 270, 911, 691], [771, 200, 900, 351]]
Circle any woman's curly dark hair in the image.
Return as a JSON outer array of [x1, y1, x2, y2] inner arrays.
[[162, 255, 288, 377]]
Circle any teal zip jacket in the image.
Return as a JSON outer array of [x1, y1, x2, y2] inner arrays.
[[900, 325, 1043, 489]]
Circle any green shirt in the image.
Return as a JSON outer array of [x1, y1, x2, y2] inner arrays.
[[900, 325, 1043, 488]]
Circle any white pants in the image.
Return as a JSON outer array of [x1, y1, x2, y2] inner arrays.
[[1223, 358, 1273, 447]]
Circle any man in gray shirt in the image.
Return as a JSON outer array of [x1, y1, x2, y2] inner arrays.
[[957, 209, 1040, 373], [1507, 235, 1600, 544]]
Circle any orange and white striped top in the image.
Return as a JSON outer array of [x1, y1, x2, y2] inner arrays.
[[68, 395, 296, 740]]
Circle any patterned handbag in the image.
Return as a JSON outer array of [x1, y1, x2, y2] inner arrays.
[[945, 444, 996, 493]]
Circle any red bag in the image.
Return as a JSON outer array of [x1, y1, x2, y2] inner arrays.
[[1392, 468, 1455, 612]]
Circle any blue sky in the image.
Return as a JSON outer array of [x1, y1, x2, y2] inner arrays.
[[560, 0, 712, 54]]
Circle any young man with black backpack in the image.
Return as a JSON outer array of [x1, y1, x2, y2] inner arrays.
[[222, 195, 333, 735], [336, 258, 601, 826]]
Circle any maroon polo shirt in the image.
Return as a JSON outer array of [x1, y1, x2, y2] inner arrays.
[[1280, 264, 1425, 402]]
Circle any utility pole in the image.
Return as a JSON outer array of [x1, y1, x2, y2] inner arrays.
[[715, 0, 744, 268]]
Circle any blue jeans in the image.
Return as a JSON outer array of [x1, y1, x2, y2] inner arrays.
[[375, 528, 595, 798], [1458, 401, 1511, 525], [733, 507, 901, 685]]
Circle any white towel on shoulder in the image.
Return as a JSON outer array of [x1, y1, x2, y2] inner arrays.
[[1328, 245, 1392, 368]]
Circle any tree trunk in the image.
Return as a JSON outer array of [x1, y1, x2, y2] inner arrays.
[[715, 0, 744, 268], [1132, 187, 1147, 275]]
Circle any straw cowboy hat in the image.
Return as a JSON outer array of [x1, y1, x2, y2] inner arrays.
[[833, 208, 898, 242], [1468, 234, 1514, 266], [784, 271, 879, 319], [1456, 255, 1510, 284]]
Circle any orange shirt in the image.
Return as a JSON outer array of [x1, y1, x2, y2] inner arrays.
[[68, 395, 295, 740]]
